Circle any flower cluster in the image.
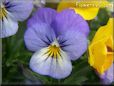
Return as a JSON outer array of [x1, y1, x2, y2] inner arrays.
[[1, 0, 114, 84]]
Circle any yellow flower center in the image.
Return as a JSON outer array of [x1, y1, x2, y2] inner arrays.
[[47, 45, 61, 58], [105, 36, 113, 52], [107, 46, 113, 52], [44, 40, 61, 58], [0, 4, 7, 19]]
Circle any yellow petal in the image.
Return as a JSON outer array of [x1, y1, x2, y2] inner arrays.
[[57, 0, 109, 20], [57, 0, 99, 20], [57, 1, 75, 12], [102, 53, 113, 73], [91, 18, 113, 45], [89, 18, 114, 74], [89, 42, 107, 74], [73, 8, 99, 20]]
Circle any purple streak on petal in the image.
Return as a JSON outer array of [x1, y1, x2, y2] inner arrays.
[[100, 64, 114, 84], [6, 0, 33, 21], [27, 8, 57, 27], [24, 23, 56, 52], [51, 9, 90, 37], [58, 29, 88, 60]]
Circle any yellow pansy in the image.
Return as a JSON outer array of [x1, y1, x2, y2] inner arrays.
[[57, 0, 109, 20], [89, 18, 113, 74]]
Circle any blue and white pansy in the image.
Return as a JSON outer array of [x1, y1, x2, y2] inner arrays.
[[24, 8, 89, 79], [0, 0, 33, 38]]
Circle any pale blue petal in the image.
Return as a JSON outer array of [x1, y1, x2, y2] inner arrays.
[[52, 9, 89, 37], [5, 0, 33, 21], [24, 23, 56, 52], [27, 8, 57, 27], [100, 64, 114, 84], [58, 30, 88, 60]]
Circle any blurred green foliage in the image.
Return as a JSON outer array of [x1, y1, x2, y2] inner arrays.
[[2, 2, 114, 85]]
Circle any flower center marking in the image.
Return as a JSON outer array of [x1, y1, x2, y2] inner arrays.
[[48, 45, 61, 58], [0, 4, 7, 19], [45, 40, 61, 58], [106, 37, 114, 55], [107, 46, 113, 52]]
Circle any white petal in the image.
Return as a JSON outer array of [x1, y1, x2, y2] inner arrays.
[[0, 15, 18, 38], [30, 47, 52, 75], [30, 47, 72, 79], [49, 49, 72, 79]]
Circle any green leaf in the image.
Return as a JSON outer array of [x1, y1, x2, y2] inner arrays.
[[90, 20, 101, 30], [97, 8, 109, 26]]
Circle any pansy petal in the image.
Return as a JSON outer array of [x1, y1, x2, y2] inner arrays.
[[73, 8, 99, 20], [91, 18, 113, 44], [49, 49, 72, 79], [27, 8, 57, 27], [73, 0, 109, 20], [89, 18, 113, 74], [100, 64, 114, 84], [52, 9, 89, 36], [30, 47, 52, 75], [89, 42, 108, 74], [58, 30, 88, 60], [24, 23, 56, 52], [6, 0, 33, 21], [0, 15, 18, 38], [57, 0, 109, 20], [30, 47, 72, 79], [57, 1, 75, 12]]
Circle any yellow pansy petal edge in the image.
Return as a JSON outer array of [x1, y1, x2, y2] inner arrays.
[[89, 18, 114, 74], [57, 0, 109, 20]]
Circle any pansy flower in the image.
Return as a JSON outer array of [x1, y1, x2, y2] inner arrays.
[[0, 0, 33, 38], [57, 0, 109, 20], [89, 18, 114, 84], [24, 8, 89, 79]]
